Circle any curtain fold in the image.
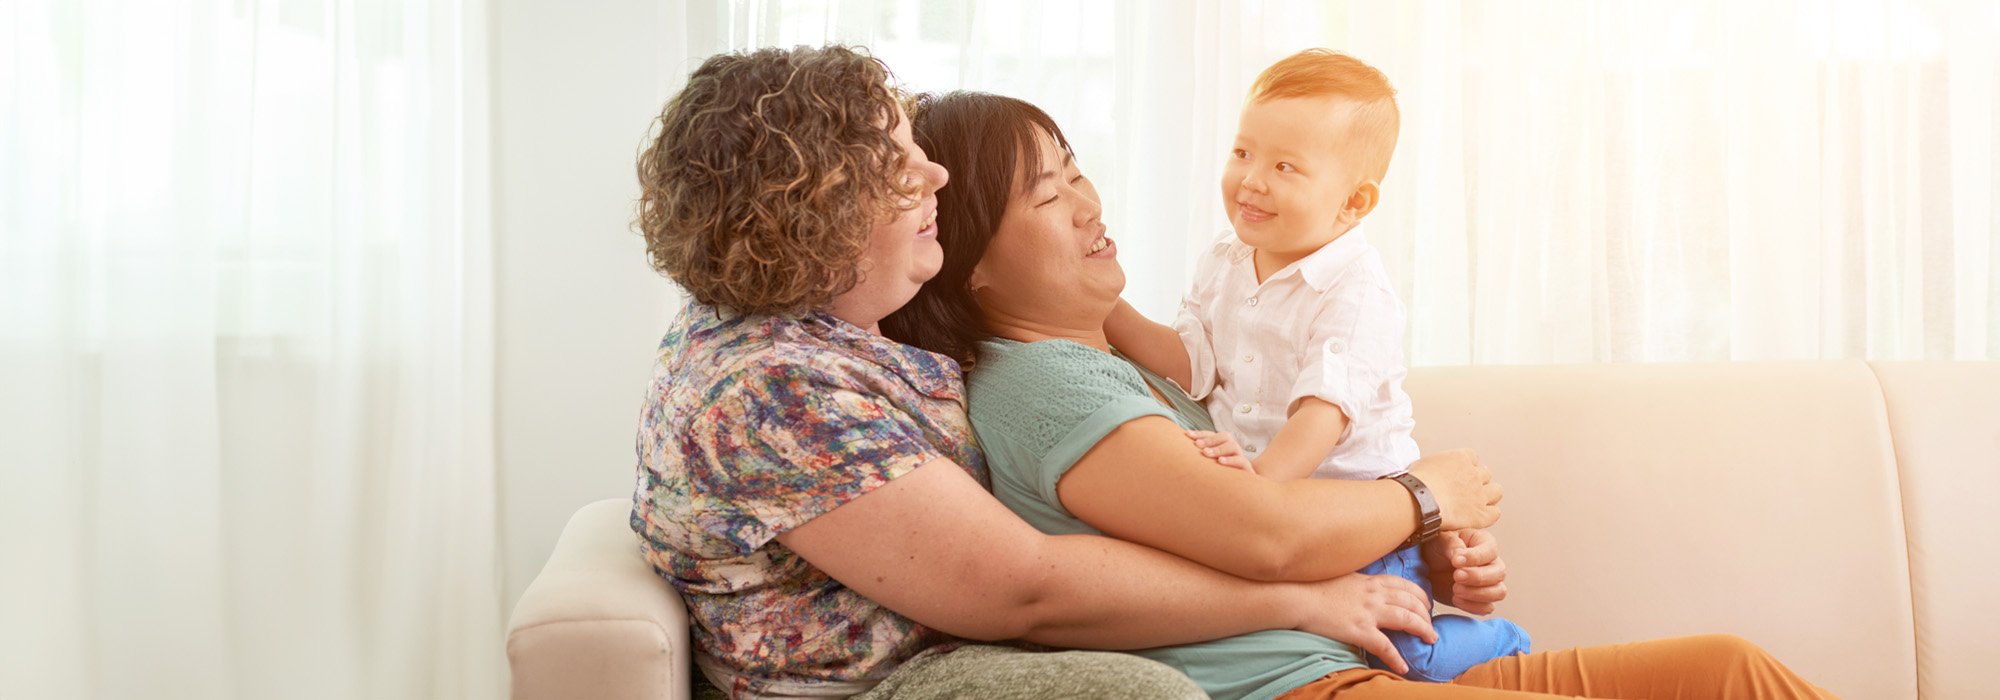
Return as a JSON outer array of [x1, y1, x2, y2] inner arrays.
[[0, 1, 503, 698], [1359, 0, 1999, 363]]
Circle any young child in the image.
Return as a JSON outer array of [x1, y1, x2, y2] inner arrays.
[[1105, 48, 1530, 683]]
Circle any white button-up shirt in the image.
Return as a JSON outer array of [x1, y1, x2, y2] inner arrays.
[[1172, 226, 1420, 480]]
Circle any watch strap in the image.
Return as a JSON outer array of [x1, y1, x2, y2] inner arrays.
[[1383, 472, 1442, 549]]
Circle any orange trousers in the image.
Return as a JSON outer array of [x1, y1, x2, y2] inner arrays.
[[1277, 634, 1840, 700]]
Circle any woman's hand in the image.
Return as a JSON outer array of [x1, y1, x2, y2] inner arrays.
[[1421, 528, 1509, 614], [1290, 573, 1437, 675], [1186, 430, 1254, 473], [1405, 449, 1503, 531]]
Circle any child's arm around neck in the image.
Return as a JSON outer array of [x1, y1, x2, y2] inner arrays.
[[1103, 298, 1195, 392]]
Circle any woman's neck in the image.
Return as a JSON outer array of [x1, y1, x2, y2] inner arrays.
[[827, 282, 911, 336], [981, 307, 1112, 352], [824, 306, 883, 335]]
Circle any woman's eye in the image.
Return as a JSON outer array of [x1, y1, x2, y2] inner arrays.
[[1039, 194, 1059, 207], [1068, 174, 1084, 184]]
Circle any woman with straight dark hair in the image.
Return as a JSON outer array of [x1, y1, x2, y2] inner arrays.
[[631, 47, 1506, 700], [881, 89, 1843, 700]]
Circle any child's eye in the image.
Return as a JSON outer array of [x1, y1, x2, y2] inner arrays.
[[1276, 162, 1296, 173], [1232, 149, 1249, 159]]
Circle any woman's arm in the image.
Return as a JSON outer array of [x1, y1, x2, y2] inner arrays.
[[1103, 299, 1195, 391], [1057, 416, 1501, 582], [776, 460, 1440, 668], [777, 458, 1438, 670]]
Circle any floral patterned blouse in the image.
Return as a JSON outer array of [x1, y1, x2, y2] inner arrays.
[[631, 303, 987, 698]]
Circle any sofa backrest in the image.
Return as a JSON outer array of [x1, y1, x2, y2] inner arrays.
[[1406, 360, 1922, 700]]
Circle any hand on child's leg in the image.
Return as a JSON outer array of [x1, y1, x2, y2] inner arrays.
[[1422, 531, 1466, 607], [1422, 529, 1508, 614], [1185, 430, 1255, 473], [1366, 547, 1532, 683]]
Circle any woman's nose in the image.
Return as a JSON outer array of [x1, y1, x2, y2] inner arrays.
[[925, 160, 950, 192]]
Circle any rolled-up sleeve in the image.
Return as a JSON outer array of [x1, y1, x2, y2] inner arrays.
[[1286, 283, 1406, 456], [1173, 245, 1228, 399], [684, 366, 942, 554], [1173, 302, 1218, 399]]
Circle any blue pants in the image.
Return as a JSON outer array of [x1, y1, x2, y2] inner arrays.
[[1358, 545, 1532, 682]]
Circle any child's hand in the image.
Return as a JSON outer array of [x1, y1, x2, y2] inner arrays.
[[1186, 430, 1255, 473]]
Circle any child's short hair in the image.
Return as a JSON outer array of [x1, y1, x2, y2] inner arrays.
[[1247, 49, 1400, 181]]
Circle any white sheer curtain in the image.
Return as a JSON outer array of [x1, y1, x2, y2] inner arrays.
[[1, 1, 503, 699], [683, 0, 1999, 363], [1355, 0, 1999, 363], [684, 0, 1337, 324]]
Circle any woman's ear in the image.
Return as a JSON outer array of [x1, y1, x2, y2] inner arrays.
[[966, 259, 993, 294]]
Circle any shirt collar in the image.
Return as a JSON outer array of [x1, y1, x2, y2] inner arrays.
[[1219, 225, 1373, 292], [805, 311, 966, 401], [683, 303, 966, 401]]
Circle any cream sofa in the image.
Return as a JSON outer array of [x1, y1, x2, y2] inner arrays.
[[507, 360, 2000, 700]]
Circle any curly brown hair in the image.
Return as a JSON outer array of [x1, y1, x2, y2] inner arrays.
[[636, 45, 914, 316]]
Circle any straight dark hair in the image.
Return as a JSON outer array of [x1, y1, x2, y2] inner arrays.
[[881, 91, 1074, 367]]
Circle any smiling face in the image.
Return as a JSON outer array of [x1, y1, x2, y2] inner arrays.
[[831, 104, 950, 331], [966, 127, 1122, 333], [1221, 95, 1377, 266]]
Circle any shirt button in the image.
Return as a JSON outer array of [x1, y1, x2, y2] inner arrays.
[[1238, 404, 1252, 414], [1246, 297, 1259, 306], [1328, 342, 1346, 354], [1246, 445, 1259, 453], [1241, 354, 1254, 363]]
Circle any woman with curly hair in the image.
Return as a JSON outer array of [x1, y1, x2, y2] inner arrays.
[[629, 45, 1506, 699]]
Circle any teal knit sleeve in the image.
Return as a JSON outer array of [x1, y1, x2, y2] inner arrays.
[[965, 339, 1192, 536], [965, 339, 1368, 700]]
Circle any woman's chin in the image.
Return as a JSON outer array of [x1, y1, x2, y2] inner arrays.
[[1092, 268, 1128, 304], [911, 242, 945, 283]]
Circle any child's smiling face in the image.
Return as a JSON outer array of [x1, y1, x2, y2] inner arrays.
[[1221, 95, 1375, 262]]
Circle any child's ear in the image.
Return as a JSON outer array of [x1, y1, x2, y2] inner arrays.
[[1341, 180, 1380, 225]]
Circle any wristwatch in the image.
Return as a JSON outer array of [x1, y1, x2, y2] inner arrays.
[[1382, 472, 1442, 550]]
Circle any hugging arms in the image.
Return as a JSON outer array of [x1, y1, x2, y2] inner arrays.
[[632, 45, 1837, 700]]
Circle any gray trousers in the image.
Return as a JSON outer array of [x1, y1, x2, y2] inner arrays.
[[852, 644, 1207, 700], [692, 644, 1206, 700]]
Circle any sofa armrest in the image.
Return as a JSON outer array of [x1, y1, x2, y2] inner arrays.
[[508, 498, 691, 700], [1869, 361, 2000, 700]]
